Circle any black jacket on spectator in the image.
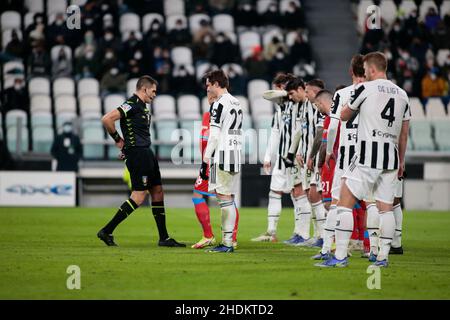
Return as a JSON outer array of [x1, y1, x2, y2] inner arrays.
[[0, 138, 14, 170], [3, 86, 29, 114], [211, 37, 239, 66], [51, 132, 82, 172]]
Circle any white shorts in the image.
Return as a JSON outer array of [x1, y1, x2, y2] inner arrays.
[[331, 167, 344, 200], [343, 164, 398, 204], [310, 166, 322, 192], [270, 165, 294, 193], [292, 163, 302, 186], [299, 165, 322, 191], [364, 176, 403, 203], [208, 165, 240, 196]]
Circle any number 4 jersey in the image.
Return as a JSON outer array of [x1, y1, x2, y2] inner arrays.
[[349, 79, 411, 170], [209, 93, 243, 173]]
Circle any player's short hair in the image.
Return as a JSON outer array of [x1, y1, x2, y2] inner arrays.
[[136, 75, 158, 90], [363, 52, 387, 72], [315, 89, 333, 101], [306, 79, 325, 89], [351, 54, 365, 77], [205, 69, 229, 88], [285, 77, 305, 91], [272, 73, 295, 86]]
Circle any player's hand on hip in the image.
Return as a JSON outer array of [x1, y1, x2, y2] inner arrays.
[[282, 152, 295, 168], [307, 158, 313, 171], [199, 161, 209, 180], [325, 153, 335, 169], [263, 161, 272, 174], [115, 138, 124, 150], [398, 162, 405, 179]]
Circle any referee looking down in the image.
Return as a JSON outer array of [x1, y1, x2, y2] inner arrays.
[[97, 75, 186, 247]]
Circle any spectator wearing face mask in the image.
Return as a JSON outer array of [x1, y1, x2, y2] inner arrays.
[[100, 67, 127, 97], [425, 7, 441, 32], [289, 33, 312, 66], [422, 67, 448, 99], [122, 31, 143, 64], [99, 48, 120, 78], [52, 47, 73, 79], [46, 12, 70, 48], [26, 13, 46, 46], [234, 2, 259, 27], [225, 64, 245, 96], [75, 47, 99, 79], [168, 19, 192, 47], [262, 2, 280, 26], [27, 41, 51, 77], [2, 78, 29, 114], [264, 36, 288, 61], [75, 30, 97, 60], [388, 19, 411, 50], [144, 19, 167, 47], [193, 21, 215, 62], [51, 122, 82, 172], [171, 64, 197, 94], [243, 45, 268, 80], [98, 29, 122, 59], [211, 32, 239, 66], [153, 46, 172, 93], [284, 1, 305, 29], [269, 48, 291, 77]]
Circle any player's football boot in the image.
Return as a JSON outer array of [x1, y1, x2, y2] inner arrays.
[[368, 252, 378, 262], [232, 241, 238, 249], [292, 236, 310, 246], [311, 252, 331, 260], [389, 246, 403, 255], [191, 236, 216, 249], [369, 259, 389, 268], [207, 244, 234, 253], [158, 238, 186, 247], [283, 234, 301, 245], [306, 237, 324, 248], [97, 229, 118, 246], [315, 256, 348, 268], [251, 232, 277, 242]]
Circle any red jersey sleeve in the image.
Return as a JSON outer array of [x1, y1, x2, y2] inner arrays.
[[200, 112, 210, 157]]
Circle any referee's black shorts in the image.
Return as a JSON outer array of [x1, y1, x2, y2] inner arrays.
[[124, 147, 162, 191]]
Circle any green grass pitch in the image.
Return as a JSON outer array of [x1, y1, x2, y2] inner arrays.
[[0, 206, 449, 299]]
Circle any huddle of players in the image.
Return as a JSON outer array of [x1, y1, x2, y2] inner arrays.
[[246, 52, 408, 267]]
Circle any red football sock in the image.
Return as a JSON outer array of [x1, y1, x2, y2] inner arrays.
[[193, 198, 214, 238], [356, 206, 366, 241], [232, 205, 239, 242], [351, 209, 359, 240]]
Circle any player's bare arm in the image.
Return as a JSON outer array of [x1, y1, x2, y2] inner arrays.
[[102, 109, 124, 150], [307, 127, 324, 170], [397, 120, 410, 178], [340, 104, 356, 122]]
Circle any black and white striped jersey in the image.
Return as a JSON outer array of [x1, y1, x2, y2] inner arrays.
[[298, 99, 324, 162], [348, 79, 411, 170], [209, 93, 243, 173], [330, 84, 359, 171]]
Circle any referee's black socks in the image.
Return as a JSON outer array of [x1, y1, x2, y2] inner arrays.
[[151, 201, 169, 241], [103, 198, 139, 234]]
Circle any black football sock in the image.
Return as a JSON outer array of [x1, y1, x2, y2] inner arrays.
[[103, 198, 138, 234], [152, 201, 169, 241]]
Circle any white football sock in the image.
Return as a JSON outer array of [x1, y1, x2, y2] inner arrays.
[[378, 211, 395, 261], [321, 204, 337, 254], [267, 191, 282, 235], [293, 195, 311, 239], [366, 203, 380, 255], [392, 204, 403, 248], [219, 199, 236, 247], [312, 201, 326, 239], [291, 194, 300, 235], [335, 206, 353, 260]]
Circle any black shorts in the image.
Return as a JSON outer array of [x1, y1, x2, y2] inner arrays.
[[124, 147, 162, 191]]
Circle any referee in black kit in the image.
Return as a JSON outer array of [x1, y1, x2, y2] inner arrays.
[[97, 75, 185, 247]]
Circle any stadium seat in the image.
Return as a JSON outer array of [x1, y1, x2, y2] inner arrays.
[[409, 120, 435, 151], [47, 0, 68, 15], [380, 0, 397, 26], [121, 30, 143, 42], [104, 94, 125, 113], [433, 120, 450, 151], [2, 60, 24, 89], [251, 98, 274, 119], [80, 95, 102, 115], [171, 47, 193, 66], [24, 12, 36, 29], [82, 123, 105, 159], [32, 126, 54, 153], [442, 1, 450, 17], [425, 98, 447, 119], [56, 112, 77, 129], [77, 78, 100, 98], [50, 45, 72, 63], [280, 0, 301, 13], [196, 62, 218, 81], [29, 77, 51, 96], [357, 0, 373, 33], [6, 109, 28, 128], [7, 126, 29, 153], [166, 14, 188, 31], [239, 31, 261, 59], [119, 12, 140, 33], [179, 119, 199, 162], [436, 49, 450, 67], [55, 96, 77, 114], [212, 14, 234, 33], [143, 13, 164, 33], [399, 0, 417, 17], [127, 78, 138, 97], [31, 112, 53, 129], [70, 0, 88, 7], [189, 14, 210, 34], [1, 11, 21, 30], [419, 0, 438, 21], [24, 0, 44, 13], [152, 95, 176, 119], [248, 79, 270, 101], [53, 77, 76, 97], [155, 119, 179, 159], [410, 97, 425, 119], [177, 95, 201, 119], [286, 31, 300, 47], [30, 95, 52, 114], [164, 0, 185, 16], [257, 0, 277, 14], [2, 29, 23, 50], [221, 63, 244, 76], [262, 28, 284, 47]]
